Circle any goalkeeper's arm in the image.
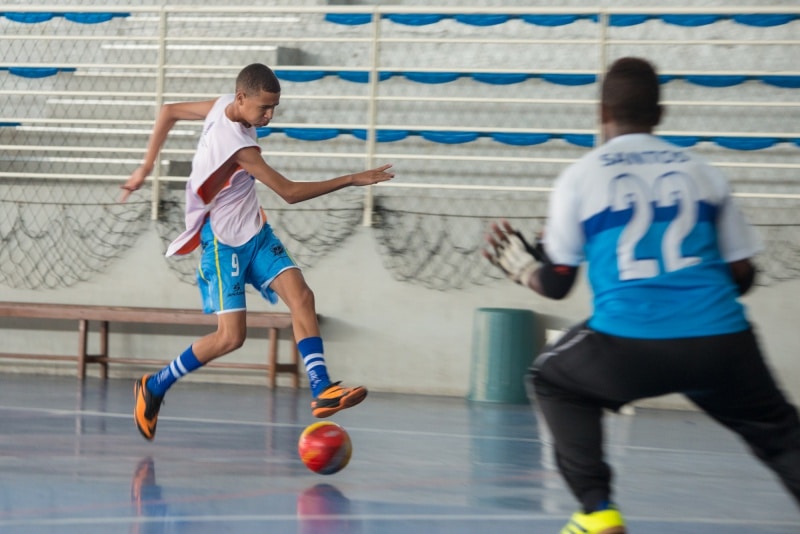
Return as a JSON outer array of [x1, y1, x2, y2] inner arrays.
[[728, 258, 756, 296], [529, 262, 578, 300]]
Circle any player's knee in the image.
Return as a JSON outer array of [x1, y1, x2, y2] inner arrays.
[[287, 284, 315, 312], [218, 329, 246, 354]]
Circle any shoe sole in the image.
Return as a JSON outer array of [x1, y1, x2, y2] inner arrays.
[[133, 377, 157, 441], [562, 525, 626, 534], [312, 387, 368, 418]]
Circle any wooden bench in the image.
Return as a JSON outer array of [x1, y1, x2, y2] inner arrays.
[[0, 301, 301, 388]]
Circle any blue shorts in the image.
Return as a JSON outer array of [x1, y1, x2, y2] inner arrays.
[[196, 219, 297, 313]]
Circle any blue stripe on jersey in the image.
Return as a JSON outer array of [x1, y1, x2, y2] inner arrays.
[[583, 201, 718, 239]]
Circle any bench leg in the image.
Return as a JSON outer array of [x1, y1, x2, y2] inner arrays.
[[77, 319, 88, 380], [99, 320, 109, 379], [265, 328, 301, 389], [267, 327, 278, 388], [290, 343, 299, 389]]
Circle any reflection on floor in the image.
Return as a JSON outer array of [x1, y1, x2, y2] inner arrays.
[[0, 374, 797, 533]]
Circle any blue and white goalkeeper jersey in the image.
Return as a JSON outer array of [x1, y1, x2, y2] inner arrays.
[[544, 134, 763, 339]]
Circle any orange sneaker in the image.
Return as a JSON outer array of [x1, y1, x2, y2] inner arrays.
[[311, 382, 367, 418], [133, 375, 164, 441]]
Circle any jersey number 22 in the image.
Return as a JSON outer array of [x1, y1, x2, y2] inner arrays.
[[611, 171, 701, 281]]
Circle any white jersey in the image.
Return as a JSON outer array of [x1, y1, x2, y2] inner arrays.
[[166, 94, 264, 256], [544, 133, 763, 338]]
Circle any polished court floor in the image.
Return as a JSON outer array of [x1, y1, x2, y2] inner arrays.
[[0, 373, 797, 533]]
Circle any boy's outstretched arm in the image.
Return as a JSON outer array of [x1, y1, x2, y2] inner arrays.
[[119, 99, 216, 202], [234, 146, 394, 204]]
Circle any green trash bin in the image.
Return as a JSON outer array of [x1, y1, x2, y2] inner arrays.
[[468, 307, 542, 404]]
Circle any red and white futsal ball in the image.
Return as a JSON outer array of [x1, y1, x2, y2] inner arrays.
[[298, 421, 352, 475]]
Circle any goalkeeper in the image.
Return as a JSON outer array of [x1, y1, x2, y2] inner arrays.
[[484, 57, 800, 534]]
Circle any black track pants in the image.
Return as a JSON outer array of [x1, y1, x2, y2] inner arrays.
[[527, 322, 800, 513]]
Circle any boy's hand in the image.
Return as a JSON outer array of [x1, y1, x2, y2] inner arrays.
[[119, 165, 152, 203], [350, 164, 394, 186]]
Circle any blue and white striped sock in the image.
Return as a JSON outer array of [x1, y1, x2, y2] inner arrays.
[[299, 336, 330, 397], [146, 345, 203, 396]]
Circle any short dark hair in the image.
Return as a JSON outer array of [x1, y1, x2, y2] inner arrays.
[[601, 57, 661, 128], [236, 63, 281, 96]]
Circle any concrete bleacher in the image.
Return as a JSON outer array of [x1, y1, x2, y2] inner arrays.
[[0, 3, 791, 153], [1, 4, 798, 197]]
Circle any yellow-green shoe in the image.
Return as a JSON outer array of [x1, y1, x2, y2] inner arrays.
[[560, 507, 626, 534]]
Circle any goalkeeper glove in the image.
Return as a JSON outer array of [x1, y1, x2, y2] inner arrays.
[[484, 224, 549, 287]]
